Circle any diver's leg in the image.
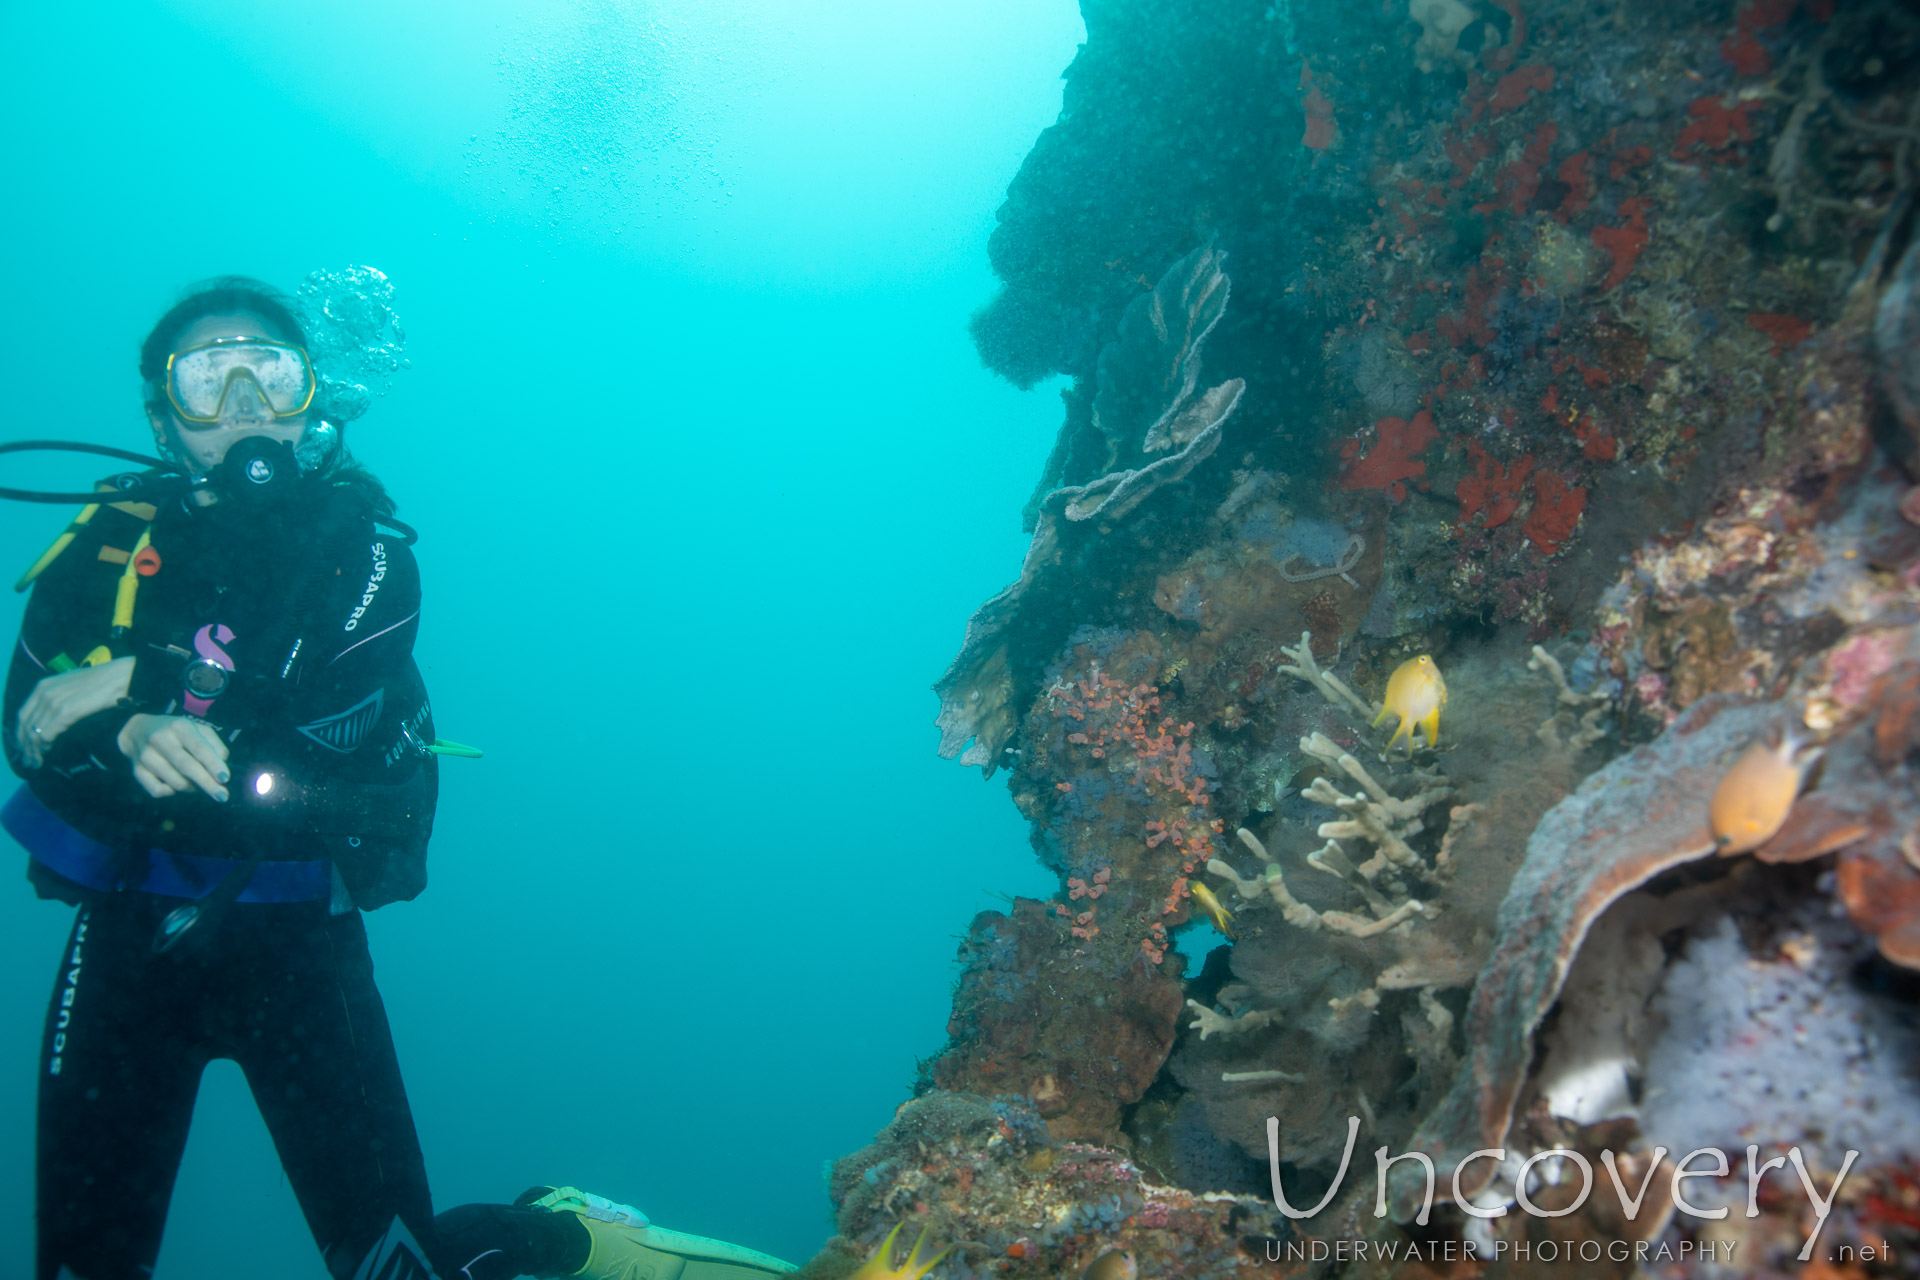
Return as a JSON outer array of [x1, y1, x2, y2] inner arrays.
[[229, 903, 435, 1280], [432, 1199, 590, 1280], [36, 898, 207, 1280]]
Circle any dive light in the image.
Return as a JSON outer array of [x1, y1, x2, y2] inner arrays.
[[150, 765, 295, 955]]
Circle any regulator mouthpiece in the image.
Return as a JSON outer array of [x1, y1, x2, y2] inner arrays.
[[210, 435, 302, 506]]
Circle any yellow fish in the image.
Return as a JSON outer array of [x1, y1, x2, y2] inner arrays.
[[1710, 730, 1822, 854], [1189, 881, 1236, 940], [851, 1223, 949, 1280], [1373, 655, 1447, 755]]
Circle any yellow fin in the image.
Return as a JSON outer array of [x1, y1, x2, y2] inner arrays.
[[850, 1224, 949, 1280], [1190, 883, 1236, 940], [849, 1224, 905, 1280], [900, 1228, 949, 1280]]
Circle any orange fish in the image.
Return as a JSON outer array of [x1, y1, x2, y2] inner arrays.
[[1710, 729, 1822, 854], [1083, 1249, 1138, 1280]]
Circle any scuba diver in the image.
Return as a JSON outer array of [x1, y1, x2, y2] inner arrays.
[[5, 278, 794, 1280]]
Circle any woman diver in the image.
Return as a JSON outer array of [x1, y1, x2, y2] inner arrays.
[[5, 278, 793, 1280]]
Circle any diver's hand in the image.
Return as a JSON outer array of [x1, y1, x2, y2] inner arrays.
[[117, 714, 230, 802], [16, 656, 134, 767]]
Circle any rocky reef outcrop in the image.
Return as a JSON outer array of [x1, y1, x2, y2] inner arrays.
[[814, 2, 1920, 1277]]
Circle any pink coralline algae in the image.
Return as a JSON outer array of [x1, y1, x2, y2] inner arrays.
[[1455, 439, 1532, 530], [1747, 310, 1815, 354], [1299, 60, 1336, 151], [1590, 197, 1650, 290], [1487, 63, 1553, 113], [1339, 410, 1438, 502], [1826, 630, 1903, 710], [1521, 470, 1587, 554], [1673, 95, 1758, 160], [1719, 0, 1826, 77]]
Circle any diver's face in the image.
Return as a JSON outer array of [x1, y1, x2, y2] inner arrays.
[[147, 311, 310, 474]]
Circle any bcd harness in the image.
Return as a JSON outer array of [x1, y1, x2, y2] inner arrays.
[[14, 484, 161, 671], [14, 479, 479, 757], [11, 478, 478, 948]]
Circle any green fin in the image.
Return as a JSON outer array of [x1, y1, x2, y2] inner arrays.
[[428, 739, 484, 758], [618, 1223, 798, 1275]]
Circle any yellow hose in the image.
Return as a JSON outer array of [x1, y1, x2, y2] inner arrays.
[[111, 528, 151, 633], [14, 503, 100, 592]]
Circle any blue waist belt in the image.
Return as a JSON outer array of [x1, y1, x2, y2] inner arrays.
[[2, 786, 331, 903]]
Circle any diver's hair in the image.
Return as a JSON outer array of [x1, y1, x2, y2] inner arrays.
[[139, 276, 398, 518], [327, 453, 398, 519], [139, 276, 310, 392]]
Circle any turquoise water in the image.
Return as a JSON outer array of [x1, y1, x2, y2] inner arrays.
[[0, 2, 1084, 1273]]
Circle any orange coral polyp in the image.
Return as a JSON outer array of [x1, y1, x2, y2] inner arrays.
[[1052, 663, 1220, 956]]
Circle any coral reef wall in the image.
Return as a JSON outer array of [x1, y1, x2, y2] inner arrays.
[[813, 3, 1920, 1278]]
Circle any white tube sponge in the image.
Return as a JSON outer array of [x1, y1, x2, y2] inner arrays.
[[1301, 732, 1451, 823], [1278, 632, 1376, 721], [1209, 854, 1273, 901], [1528, 644, 1585, 706], [1185, 999, 1277, 1040], [1220, 829, 1426, 936], [1304, 776, 1423, 870], [1530, 644, 1608, 751], [1218, 832, 1325, 931], [1321, 899, 1427, 938], [1305, 840, 1400, 917]]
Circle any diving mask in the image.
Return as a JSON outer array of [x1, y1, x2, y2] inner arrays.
[[164, 338, 317, 425]]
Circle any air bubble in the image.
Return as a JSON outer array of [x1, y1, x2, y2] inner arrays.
[[296, 266, 408, 423]]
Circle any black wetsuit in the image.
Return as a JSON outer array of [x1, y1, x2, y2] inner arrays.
[[6, 480, 587, 1280]]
